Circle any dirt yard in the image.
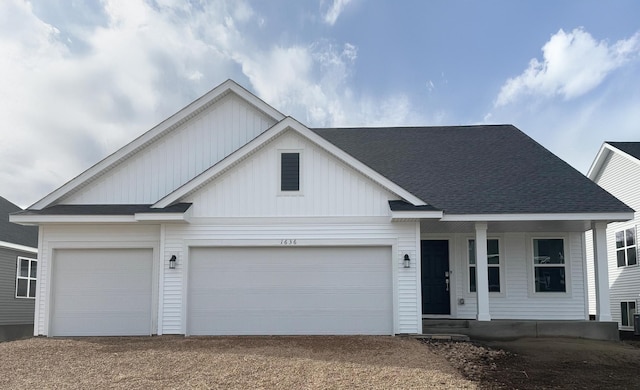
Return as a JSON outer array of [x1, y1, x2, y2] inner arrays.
[[0, 336, 475, 389], [1, 335, 639, 389], [427, 336, 640, 389]]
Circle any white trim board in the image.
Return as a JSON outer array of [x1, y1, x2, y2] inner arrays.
[[0, 240, 38, 253], [588, 142, 640, 180]]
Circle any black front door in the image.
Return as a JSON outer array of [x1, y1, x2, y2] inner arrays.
[[421, 240, 451, 315]]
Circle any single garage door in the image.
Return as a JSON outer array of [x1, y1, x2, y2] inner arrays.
[[188, 246, 392, 335], [50, 248, 153, 336]]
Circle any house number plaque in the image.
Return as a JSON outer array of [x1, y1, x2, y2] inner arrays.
[[280, 239, 297, 245]]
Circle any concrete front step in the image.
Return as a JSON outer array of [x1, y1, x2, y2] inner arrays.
[[422, 319, 470, 328], [423, 319, 620, 341]]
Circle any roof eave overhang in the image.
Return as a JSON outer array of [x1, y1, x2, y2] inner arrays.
[[0, 240, 38, 253], [588, 142, 640, 180], [440, 212, 634, 223], [10, 211, 191, 225], [391, 210, 444, 221]]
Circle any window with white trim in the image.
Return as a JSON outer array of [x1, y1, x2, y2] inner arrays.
[[468, 239, 501, 293], [16, 257, 37, 299], [615, 227, 637, 267], [533, 238, 566, 293], [621, 301, 636, 327], [280, 152, 300, 192]]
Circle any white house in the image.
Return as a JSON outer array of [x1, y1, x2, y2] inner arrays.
[[586, 142, 640, 331], [11, 80, 633, 337]]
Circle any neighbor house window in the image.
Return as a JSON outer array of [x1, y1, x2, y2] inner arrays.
[[615, 227, 637, 267], [468, 239, 501, 293], [621, 301, 636, 327], [16, 257, 37, 298], [533, 238, 566, 292], [280, 152, 300, 192]]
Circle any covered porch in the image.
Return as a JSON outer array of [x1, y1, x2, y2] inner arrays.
[[401, 214, 623, 334]]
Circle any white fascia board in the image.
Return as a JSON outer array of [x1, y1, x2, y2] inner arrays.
[[588, 142, 640, 180], [134, 207, 192, 222], [30, 80, 285, 210], [10, 215, 137, 224], [153, 117, 427, 208], [0, 240, 38, 254], [391, 211, 444, 221], [441, 212, 634, 222], [587, 143, 610, 180]]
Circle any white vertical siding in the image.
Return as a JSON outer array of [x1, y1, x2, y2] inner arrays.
[[61, 94, 276, 205], [162, 221, 420, 334], [35, 224, 160, 336], [186, 130, 399, 217], [592, 151, 640, 328], [450, 232, 587, 320]]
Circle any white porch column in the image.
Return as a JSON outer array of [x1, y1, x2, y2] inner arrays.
[[592, 222, 612, 322], [475, 222, 491, 321]]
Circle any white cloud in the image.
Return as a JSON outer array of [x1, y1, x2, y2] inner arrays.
[[322, 0, 353, 26], [0, 0, 423, 207], [495, 28, 640, 107]]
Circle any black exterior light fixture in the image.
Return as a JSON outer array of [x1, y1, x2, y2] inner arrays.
[[169, 255, 177, 270], [403, 254, 411, 268]]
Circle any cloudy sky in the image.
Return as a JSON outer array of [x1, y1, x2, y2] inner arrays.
[[1, 0, 639, 208]]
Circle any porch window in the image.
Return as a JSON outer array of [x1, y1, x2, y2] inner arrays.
[[16, 256, 37, 299], [468, 239, 500, 293], [615, 227, 637, 267], [621, 301, 636, 327], [533, 238, 566, 293]]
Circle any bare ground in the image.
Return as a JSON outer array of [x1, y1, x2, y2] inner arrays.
[[0, 336, 476, 389], [426, 336, 640, 390], [3, 335, 640, 389]]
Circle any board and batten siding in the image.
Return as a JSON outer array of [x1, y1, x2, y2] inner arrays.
[[588, 150, 640, 328], [0, 247, 37, 325], [161, 129, 419, 334], [61, 93, 277, 205], [186, 130, 399, 217], [447, 232, 587, 320], [162, 220, 420, 335], [35, 224, 160, 336]]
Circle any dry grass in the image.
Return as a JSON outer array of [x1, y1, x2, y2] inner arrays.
[[0, 336, 477, 389]]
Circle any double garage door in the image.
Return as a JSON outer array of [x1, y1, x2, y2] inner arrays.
[[188, 246, 393, 335], [49, 246, 392, 336]]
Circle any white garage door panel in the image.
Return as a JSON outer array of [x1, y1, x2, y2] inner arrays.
[[51, 249, 153, 336], [188, 246, 392, 335]]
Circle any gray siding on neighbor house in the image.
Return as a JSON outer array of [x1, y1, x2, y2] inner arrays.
[[0, 247, 36, 325]]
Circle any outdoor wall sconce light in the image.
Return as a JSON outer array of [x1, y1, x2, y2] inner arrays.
[[169, 255, 177, 270], [403, 254, 411, 268]]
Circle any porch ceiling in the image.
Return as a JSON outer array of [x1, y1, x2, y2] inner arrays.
[[420, 219, 593, 234]]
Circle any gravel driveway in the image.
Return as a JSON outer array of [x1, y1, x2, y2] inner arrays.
[[0, 336, 476, 389]]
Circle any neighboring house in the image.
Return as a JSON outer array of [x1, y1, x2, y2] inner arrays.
[[11, 80, 633, 337], [586, 142, 640, 331], [0, 196, 38, 340]]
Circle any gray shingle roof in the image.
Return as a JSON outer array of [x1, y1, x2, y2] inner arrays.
[[388, 200, 441, 211], [0, 197, 38, 247], [15, 203, 192, 216], [313, 125, 633, 215], [608, 142, 640, 161]]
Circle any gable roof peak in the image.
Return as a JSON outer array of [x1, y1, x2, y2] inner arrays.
[[29, 79, 286, 210]]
